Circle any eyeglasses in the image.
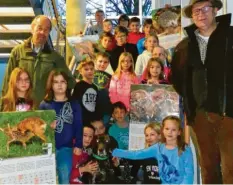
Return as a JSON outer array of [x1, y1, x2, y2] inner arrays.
[[17, 78, 30, 84], [192, 6, 213, 16]]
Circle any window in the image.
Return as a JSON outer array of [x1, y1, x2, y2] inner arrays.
[[86, 0, 152, 24]]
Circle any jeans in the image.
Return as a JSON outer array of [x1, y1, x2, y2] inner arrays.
[[56, 147, 73, 184], [192, 111, 233, 184]]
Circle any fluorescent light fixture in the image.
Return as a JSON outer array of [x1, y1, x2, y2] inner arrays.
[[0, 7, 34, 16], [0, 53, 10, 57], [3, 24, 31, 30]]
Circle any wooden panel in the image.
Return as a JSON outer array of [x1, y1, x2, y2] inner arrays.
[[0, 0, 31, 7], [0, 17, 33, 24], [0, 32, 30, 40], [0, 48, 13, 53]]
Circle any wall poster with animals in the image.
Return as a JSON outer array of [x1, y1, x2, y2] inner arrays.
[[152, 5, 182, 50], [129, 84, 180, 150], [0, 110, 56, 184], [67, 35, 99, 74]]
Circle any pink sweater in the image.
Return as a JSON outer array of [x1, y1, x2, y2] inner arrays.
[[109, 71, 139, 110]]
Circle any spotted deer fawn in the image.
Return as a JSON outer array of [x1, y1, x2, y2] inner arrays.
[[0, 124, 35, 151], [0, 117, 47, 151], [17, 117, 47, 143]]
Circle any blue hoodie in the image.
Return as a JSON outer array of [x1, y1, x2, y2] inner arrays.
[[39, 100, 83, 149], [113, 143, 194, 184], [137, 37, 146, 54]]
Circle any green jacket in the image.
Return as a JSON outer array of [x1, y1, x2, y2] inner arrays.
[[2, 37, 75, 106]]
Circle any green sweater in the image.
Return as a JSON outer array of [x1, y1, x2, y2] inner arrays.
[[2, 37, 75, 107]]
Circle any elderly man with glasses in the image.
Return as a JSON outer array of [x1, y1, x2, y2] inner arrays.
[[2, 15, 75, 107], [171, 0, 233, 184]]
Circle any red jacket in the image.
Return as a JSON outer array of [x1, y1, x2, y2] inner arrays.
[[70, 151, 90, 184]]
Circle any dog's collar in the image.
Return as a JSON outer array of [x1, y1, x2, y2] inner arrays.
[[93, 153, 108, 160]]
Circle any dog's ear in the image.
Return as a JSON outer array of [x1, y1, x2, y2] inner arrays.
[[105, 135, 110, 142]]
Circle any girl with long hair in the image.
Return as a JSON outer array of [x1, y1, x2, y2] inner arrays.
[[141, 58, 167, 84], [109, 52, 139, 110], [39, 69, 83, 184], [1, 67, 33, 111]]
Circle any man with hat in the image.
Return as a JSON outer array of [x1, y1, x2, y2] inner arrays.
[[171, 0, 233, 183]]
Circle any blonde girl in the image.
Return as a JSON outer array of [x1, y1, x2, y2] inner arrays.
[[144, 122, 161, 147], [0, 67, 33, 111], [112, 115, 194, 184], [161, 116, 186, 155], [109, 52, 139, 110], [137, 123, 161, 184]]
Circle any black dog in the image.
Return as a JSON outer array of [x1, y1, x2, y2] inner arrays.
[[82, 135, 120, 184]]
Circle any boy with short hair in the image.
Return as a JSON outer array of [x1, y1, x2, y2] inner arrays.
[[108, 101, 129, 150], [127, 17, 145, 45], [95, 52, 113, 77], [95, 32, 114, 54], [94, 52, 113, 124], [137, 19, 158, 54], [118, 14, 130, 29], [110, 26, 138, 71], [72, 59, 99, 126], [103, 19, 113, 33], [87, 9, 105, 35]]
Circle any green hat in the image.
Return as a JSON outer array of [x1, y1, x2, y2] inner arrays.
[[183, 0, 223, 18]]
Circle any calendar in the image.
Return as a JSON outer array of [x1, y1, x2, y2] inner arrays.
[[0, 154, 56, 184], [0, 110, 56, 184]]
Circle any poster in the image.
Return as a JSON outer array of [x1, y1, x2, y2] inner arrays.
[[129, 84, 180, 150], [67, 35, 99, 74], [152, 5, 182, 50], [67, 35, 99, 61], [0, 110, 56, 184]]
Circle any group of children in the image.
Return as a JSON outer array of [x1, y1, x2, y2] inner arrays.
[[0, 12, 194, 185], [0, 64, 194, 184]]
